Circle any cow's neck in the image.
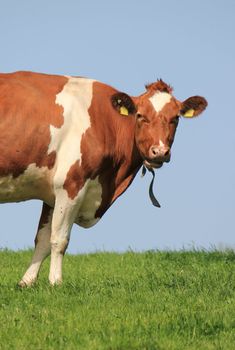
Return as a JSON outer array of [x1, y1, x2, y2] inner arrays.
[[88, 82, 143, 182], [86, 83, 143, 217], [98, 106, 142, 216], [106, 105, 142, 181]]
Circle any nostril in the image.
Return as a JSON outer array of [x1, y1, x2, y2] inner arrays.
[[150, 146, 158, 157], [151, 147, 157, 156], [164, 148, 170, 157], [149, 145, 171, 160]]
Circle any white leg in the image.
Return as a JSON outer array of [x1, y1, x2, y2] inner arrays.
[[49, 193, 78, 285], [18, 203, 53, 287]]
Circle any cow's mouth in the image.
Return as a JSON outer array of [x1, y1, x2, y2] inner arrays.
[[143, 160, 164, 169]]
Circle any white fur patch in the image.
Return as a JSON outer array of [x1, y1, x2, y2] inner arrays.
[[19, 208, 53, 286], [0, 78, 95, 208], [49, 77, 95, 188], [149, 92, 172, 113], [0, 164, 54, 204], [46, 76, 99, 261], [75, 176, 103, 228], [159, 140, 164, 148]]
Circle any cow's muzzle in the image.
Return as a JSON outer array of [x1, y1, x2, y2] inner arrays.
[[144, 145, 171, 169], [149, 144, 171, 160]]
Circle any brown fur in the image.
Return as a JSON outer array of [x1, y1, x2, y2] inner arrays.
[[181, 96, 208, 116], [0, 72, 207, 221], [145, 79, 173, 95], [0, 71, 67, 177], [78, 81, 142, 217], [64, 79, 207, 218], [1, 72, 207, 287], [63, 161, 85, 200]]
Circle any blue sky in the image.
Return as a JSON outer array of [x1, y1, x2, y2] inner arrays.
[[0, 0, 234, 253]]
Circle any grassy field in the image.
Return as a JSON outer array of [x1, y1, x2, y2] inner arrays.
[[0, 249, 235, 350]]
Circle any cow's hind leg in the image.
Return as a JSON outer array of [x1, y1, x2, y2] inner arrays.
[[18, 203, 53, 287]]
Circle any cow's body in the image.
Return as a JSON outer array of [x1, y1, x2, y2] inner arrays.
[[0, 72, 140, 225], [0, 71, 207, 286]]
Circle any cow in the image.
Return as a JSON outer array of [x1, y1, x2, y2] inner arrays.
[[0, 71, 207, 286]]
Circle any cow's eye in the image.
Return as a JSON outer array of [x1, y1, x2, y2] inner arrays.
[[136, 113, 149, 123]]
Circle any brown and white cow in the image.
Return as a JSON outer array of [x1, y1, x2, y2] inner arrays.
[[0, 71, 207, 286]]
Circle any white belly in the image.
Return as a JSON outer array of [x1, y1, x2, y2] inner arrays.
[[75, 177, 103, 228], [0, 163, 103, 228], [0, 164, 54, 205]]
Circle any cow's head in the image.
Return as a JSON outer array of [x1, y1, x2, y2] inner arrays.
[[111, 80, 207, 169]]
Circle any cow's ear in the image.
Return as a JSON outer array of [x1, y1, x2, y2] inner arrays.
[[111, 92, 137, 116], [181, 96, 208, 118]]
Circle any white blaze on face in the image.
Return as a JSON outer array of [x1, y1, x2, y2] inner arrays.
[[149, 92, 172, 113], [159, 140, 164, 148]]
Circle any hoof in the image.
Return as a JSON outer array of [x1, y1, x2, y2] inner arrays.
[[18, 279, 35, 288], [49, 279, 62, 286]]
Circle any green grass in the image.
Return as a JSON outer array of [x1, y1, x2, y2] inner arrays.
[[0, 250, 235, 350]]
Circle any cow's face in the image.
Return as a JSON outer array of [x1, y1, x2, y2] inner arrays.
[[112, 80, 207, 169]]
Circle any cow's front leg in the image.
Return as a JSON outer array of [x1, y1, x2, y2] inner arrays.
[[18, 203, 53, 287], [49, 193, 79, 285]]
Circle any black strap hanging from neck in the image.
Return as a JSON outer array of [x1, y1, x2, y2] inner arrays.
[[141, 165, 161, 208]]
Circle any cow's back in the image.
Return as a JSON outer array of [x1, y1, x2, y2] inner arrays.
[[0, 71, 68, 203]]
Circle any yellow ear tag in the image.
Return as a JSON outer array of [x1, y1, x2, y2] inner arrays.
[[120, 106, 129, 116], [183, 109, 195, 118]]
